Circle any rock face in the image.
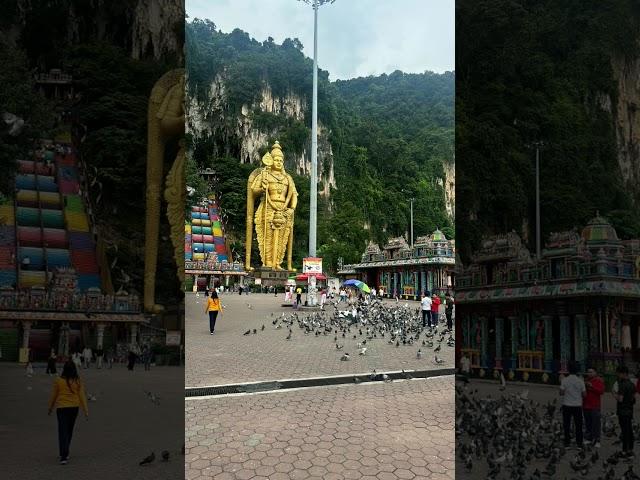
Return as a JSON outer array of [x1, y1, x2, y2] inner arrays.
[[7, 0, 183, 62], [612, 56, 640, 205], [442, 161, 455, 219], [187, 75, 337, 196]]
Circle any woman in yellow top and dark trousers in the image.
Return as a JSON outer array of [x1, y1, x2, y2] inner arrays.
[[204, 290, 223, 334], [48, 360, 89, 464]]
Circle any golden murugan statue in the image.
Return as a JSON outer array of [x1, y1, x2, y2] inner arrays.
[[144, 69, 185, 313], [245, 141, 298, 271]]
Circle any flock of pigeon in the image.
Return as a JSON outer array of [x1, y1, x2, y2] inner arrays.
[[242, 298, 455, 365], [456, 385, 640, 479]]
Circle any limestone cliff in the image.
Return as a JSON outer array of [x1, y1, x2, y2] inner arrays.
[[612, 56, 640, 205], [187, 76, 336, 196], [442, 160, 455, 219], [5, 0, 183, 63]]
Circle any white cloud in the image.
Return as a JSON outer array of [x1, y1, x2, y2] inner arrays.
[[186, 0, 454, 80]]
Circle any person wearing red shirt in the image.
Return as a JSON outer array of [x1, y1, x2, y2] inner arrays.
[[431, 294, 441, 326], [583, 367, 605, 448]]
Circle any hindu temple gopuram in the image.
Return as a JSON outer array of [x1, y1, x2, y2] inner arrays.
[[338, 229, 455, 300], [456, 214, 640, 384]]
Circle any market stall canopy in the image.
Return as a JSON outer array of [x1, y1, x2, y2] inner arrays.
[[295, 273, 327, 281]]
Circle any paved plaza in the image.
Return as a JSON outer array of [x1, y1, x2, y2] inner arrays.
[[457, 379, 640, 479], [186, 293, 454, 387], [185, 291, 455, 479], [2, 362, 184, 480], [186, 376, 454, 480]]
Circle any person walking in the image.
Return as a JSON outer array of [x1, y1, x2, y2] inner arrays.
[[296, 287, 302, 307], [46, 349, 57, 376], [445, 294, 454, 331], [82, 346, 92, 369], [583, 367, 604, 448], [127, 346, 137, 371], [431, 293, 441, 326], [560, 362, 586, 449], [320, 288, 327, 310], [204, 290, 223, 335], [615, 365, 636, 459], [48, 360, 89, 465], [106, 347, 114, 369], [95, 346, 104, 369], [420, 291, 432, 328], [142, 344, 152, 371], [71, 351, 82, 370]]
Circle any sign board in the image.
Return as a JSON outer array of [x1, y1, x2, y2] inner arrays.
[[303, 257, 323, 274], [166, 330, 182, 346], [254, 278, 262, 285]]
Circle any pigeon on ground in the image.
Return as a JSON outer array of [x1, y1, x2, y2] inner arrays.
[[340, 353, 350, 361], [243, 330, 251, 335], [161, 450, 170, 461], [139, 452, 155, 466]]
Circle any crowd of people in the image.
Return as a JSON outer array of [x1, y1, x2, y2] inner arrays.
[[560, 362, 639, 458]]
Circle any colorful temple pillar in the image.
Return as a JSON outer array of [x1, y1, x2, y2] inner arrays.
[[509, 316, 518, 370], [495, 317, 504, 369], [542, 315, 553, 371], [574, 314, 588, 370], [559, 315, 570, 372], [480, 316, 488, 368]]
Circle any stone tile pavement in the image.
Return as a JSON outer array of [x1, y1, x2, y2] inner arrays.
[[186, 293, 454, 387], [1, 362, 184, 480], [186, 375, 454, 480]]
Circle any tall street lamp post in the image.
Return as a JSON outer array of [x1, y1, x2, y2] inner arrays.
[[298, 0, 335, 306], [298, 0, 336, 258]]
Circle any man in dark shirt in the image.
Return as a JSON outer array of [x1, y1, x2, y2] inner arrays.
[[615, 365, 636, 459]]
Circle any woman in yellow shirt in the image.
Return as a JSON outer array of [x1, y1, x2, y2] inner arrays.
[[48, 360, 89, 464], [204, 290, 223, 334]]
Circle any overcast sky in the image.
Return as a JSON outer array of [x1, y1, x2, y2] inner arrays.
[[186, 0, 454, 81]]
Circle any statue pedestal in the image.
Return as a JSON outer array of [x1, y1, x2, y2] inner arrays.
[[253, 267, 292, 287]]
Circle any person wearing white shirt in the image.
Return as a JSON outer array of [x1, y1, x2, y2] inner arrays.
[[420, 292, 433, 328], [560, 362, 586, 448]]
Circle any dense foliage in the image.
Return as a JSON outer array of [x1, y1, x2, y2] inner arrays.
[[0, 40, 54, 206], [186, 20, 454, 272], [66, 43, 180, 301], [456, 0, 640, 261]]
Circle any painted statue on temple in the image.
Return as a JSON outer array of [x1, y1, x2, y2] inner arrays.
[[245, 141, 298, 271]]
